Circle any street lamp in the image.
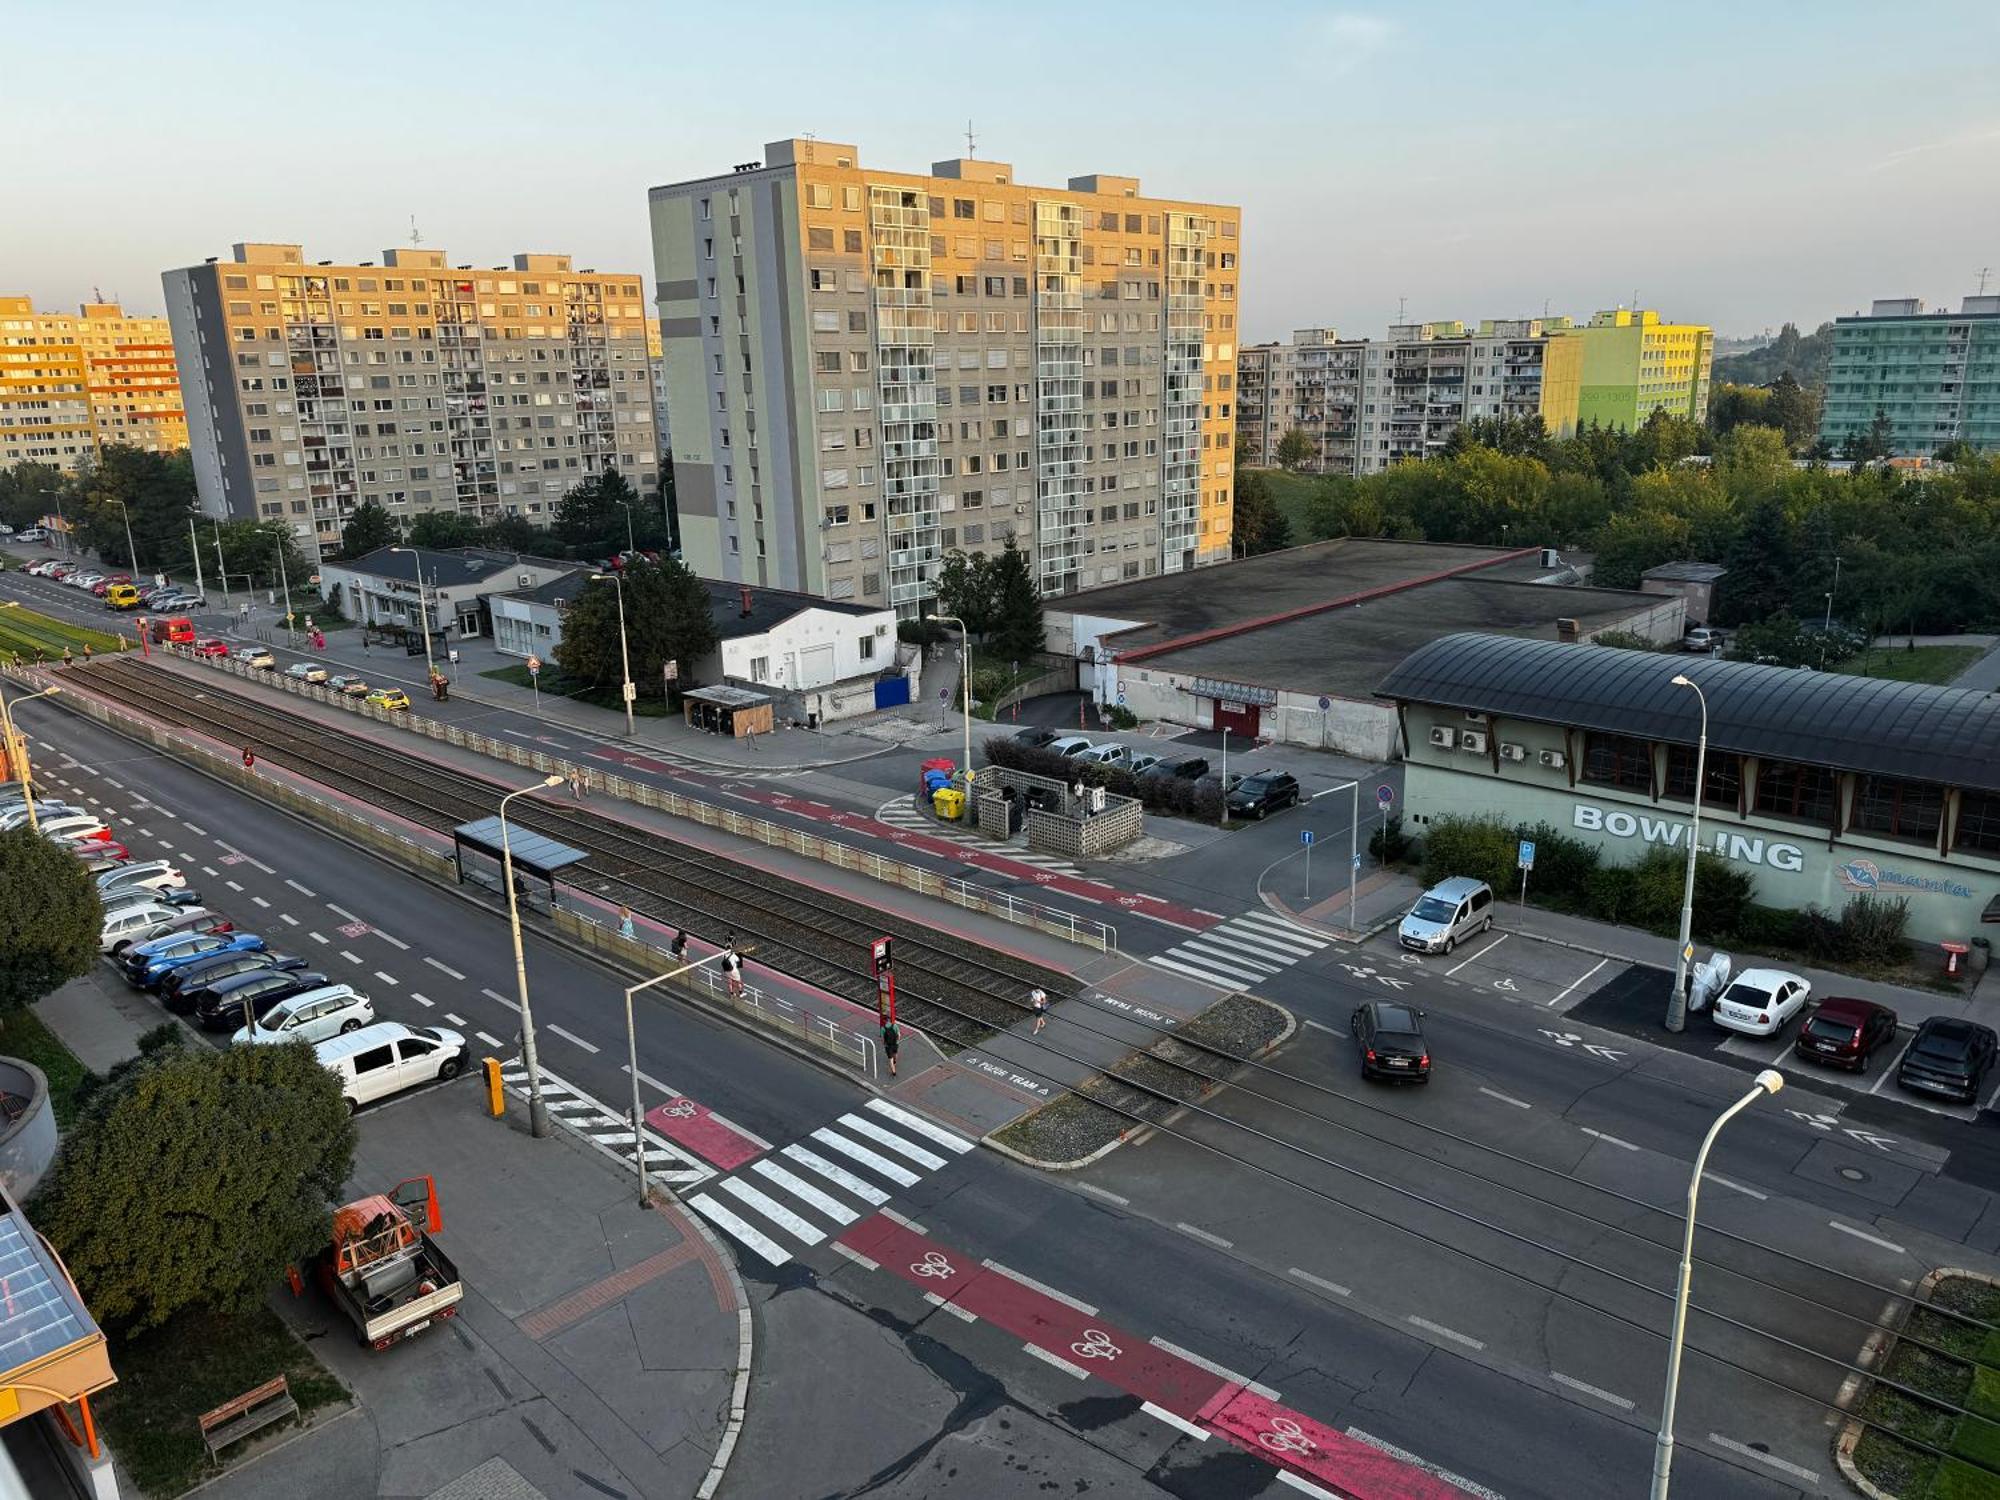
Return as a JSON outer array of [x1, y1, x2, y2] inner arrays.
[[499, 773, 565, 1138], [1665, 673, 1708, 1032], [588, 572, 636, 736], [388, 547, 436, 686], [0, 685, 60, 834], [622, 945, 736, 1204], [1308, 781, 1361, 931], [924, 613, 972, 787], [615, 499, 635, 557], [108, 497, 139, 577], [261, 524, 296, 646], [1650, 1069, 1784, 1500]]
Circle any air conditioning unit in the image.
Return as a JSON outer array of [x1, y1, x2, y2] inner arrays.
[[1427, 725, 1454, 748], [1463, 711, 1489, 724], [1459, 729, 1488, 754], [1499, 741, 1526, 762], [1539, 749, 1567, 770]]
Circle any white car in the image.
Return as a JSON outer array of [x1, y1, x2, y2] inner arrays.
[[1711, 968, 1812, 1037], [98, 860, 186, 896], [316, 1022, 468, 1112], [1045, 736, 1095, 758], [1074, 743, 1131, 767], [233, 985, 375, 1047], [243, 648, 277, 669]]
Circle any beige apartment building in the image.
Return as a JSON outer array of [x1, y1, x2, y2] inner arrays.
[[163, 245, 659, 558], [649, 139, 1241, 611], [0, 296, 187, 471]]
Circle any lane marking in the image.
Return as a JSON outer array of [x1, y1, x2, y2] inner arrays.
[[830, 1241, 880, 1273], [865, 1097, 973, 1153], [1550, 1372, 1634, 1410], [373, 971, 398, 987], [1445, 932, 1508, 976], [1546, 957, 1610, 1009], [279, 913, 298, 926], [688, 1193, 790, 1266], [476, 1030, 503, 1048], [224, 879, 243, 892], [251, 896, 271, 909], [1174, 1221, 1233, 1250], [924, 1291, 977, 1322], [1148, 1336, 1278, 1400], [1579, 1127, 1638, 1151], [1287, 1266, 1351, 1298], [548, 1024, 600, 1055], [1706, 1433, 1819, 1485], [1829, 1221, 1906, 1255], [782, 1144, 891, 1205], [719, 1178, 824, 1247], [839, 1113, 947, 1171], [339, 949, 364, 966], [880, 1207, 929, 1234], [410, 992, 434, 1008], [425, 956, 466, 980], [1022, 1343, 1089, 1380], [1074, 1182, 1128, 1207], [1478, 1086, 1531, 1110], [1345, 1429, 1505, 1500], [182, 821, 206, 835], [482, 986, 520, 1012], [375, 931, 410, 951], [752, 1160, 857, 1225], [309, 932, 329, 945], [285, 879, 317, 897], [1276, 1474, 1343, 1500], [983, 1261, 1097, 1315], [1141, 1401, 1211, 1442], [1702, 1171, 1767, 1201], [326, 903, 360, 921], [201, 865, 218, 877], [1406, 1315, 1485, 1350], [1303, 1018, 1338, 1034], [444, 1012, 466, 1025]]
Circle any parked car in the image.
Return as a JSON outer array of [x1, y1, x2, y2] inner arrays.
[[1682, 627, 1721, 653], [1352, 1001, 1431, 1083], [33, 814, 111, 844], [192, 638, 229, 658], [316, 1022, 469, 1112], [366, 688, 411, 711], [1193, 770, 1242, 799], [1793, 998, 1900, 1072], [232, 985, 375, 1047], [72, 846, 131, 874], [1226, 770, 1302, 819], [98, 860, 186, 896], [1045, 736, 1094, 758], [159, 950, 304, 1012], [100, 902, 187, 953], [55, 835, 128, 862], [119, 929, 256, 986], [328, 674, 370, 697], [1398, 877, 1495, 955], [1710, 968, 1812, 1037], [1075, 743, 1131, 767], [285, 661, 328, 683], [1896, 1018, 1999, 1104], [14, 528, 47, 543], [193, 969, 331, 1032], [243, 647, 277, 669], [1013, 726, 1062, 750]]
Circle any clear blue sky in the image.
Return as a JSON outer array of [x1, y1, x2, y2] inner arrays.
[[6, 1, 1996, 342]]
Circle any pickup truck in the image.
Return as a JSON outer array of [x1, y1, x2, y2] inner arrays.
[[317, 1176, 463, 1350]]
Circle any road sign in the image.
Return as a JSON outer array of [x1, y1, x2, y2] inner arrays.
[[527, 655, 541, 675], [1376, 783, 1395, 811], [1318, 696, 1331, 711], [1518, 839, 1536, 870], [1116, 686, 1127, 705], [1352, 853, 1363, 870], [872, 936, 894, 975], [1682, 941, 1695, 963], [664, 658, 678, 682], [1301, 829, 1315, 847], [622, 681, 637, 702]]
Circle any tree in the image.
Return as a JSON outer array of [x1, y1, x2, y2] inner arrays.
[[1720, 499, 1799, 624], [338, 499, 398, 558], [1712, 322, 1836, 389], [406, 511, 481, 550], [1764, 372, 1820, 453], [1441, 414, 1551, 462], [1274, 427, 1316, 472], [0, 828, 99, 1012], [1589, 508, 1693, 590], [987, 539, 1046, 665], [30, 1040, 355, 1331], [934, 549, 998, 638], [1842, 408, 1896, 463], [69, 446, 196, 570], [1231, 467, 1290, 556], [1707, 383, 1772, 439], [554, 555, 718, 699], [479, 514, 543, 552], [0, 462, 67, 531], [553, 468, 638, 550]]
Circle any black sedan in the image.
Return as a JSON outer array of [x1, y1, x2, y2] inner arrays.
[[1896, 1017, 1999, 1104], [158, 951, 305, 1012], [1352, 1001, 1431, 1083], [1013, 726, 1062, 749], [193, 968, 331, 1031]]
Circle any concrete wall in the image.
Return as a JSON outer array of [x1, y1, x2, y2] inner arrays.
[[0, 1059, 56, 1198]]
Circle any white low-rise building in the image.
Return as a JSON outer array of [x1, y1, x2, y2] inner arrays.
[[319, 547, 576, 641]]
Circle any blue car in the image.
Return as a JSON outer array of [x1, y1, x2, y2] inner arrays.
[[121, 931, 267, 988]]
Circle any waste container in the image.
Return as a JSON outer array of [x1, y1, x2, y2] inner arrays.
[[1973, 937, 1991, 976], [933, 786, 966, 821], [922, 770, 953, 798]]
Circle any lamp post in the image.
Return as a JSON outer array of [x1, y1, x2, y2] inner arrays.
[[1220, 726, 1230, 827], [1820, 555, 1843, 668], [262, 524, 296, 646], [1309, 781, 1361, 933], [1665, 673, 1708, 1032], [0, 685, 60, 834], [588, 572, 636, 736], [622, 946, 736, 1204], [500, 773, 565, 1138], [924, 613, 972, 786], [616, 499, 635, 557], [1650, 1069, 1784, 1500], [389, 547, 436, 685], [111, 497, 138, 576], [212, 520, 230, 609]]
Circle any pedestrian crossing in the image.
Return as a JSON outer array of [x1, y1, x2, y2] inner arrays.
[[498, 1060, 714, 1188], [874, 795, 1085, 875], [1147, 909, 1331, 993], [688, 1097, 975, 1267]]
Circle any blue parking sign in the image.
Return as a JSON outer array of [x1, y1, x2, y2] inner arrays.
[[1301, 829, 1314, 847], [1518, 839, 1536, 870]]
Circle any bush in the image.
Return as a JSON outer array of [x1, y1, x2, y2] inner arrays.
[[1370, 815, 1410, 864], [1513, 822, 1602, 905], [1104, 704, 1138, 730], [898, 619, 945, 646], [1730, 902, 1807, 950], [1840, 893, 1912, 965], [1593, 629, 1663, 652], [1418, 816, 1519, 892]]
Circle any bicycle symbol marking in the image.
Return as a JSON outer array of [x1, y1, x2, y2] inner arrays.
[[911, 1251, 956, 1279], [1069, 1328, 1123, 1361], [1258, 1416, 1317, 1456], [661, 1099, 698, 1118]]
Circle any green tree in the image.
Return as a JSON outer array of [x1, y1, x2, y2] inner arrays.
[[1441, 414, 1551, 462], [30, 1041, 355, 1331], [405, 511, 481, 550], [1274, 427, 1315, 472], [1720, 499, 1799, 624], [1712, 423, 1793, 506], [209, 518, 310, 597], [555, 556, 718, 699], [553, 468, 638, 550], [1231, 467, 1290, 555], [1707, 383, 1772, 439], [987, 539, 1046, 664], [934, 549, 998, 638], [0, 461, 67, 531], [479, 514, 543, 552], [1841, 408, 1895, 462], [338, 499, 398, 558], [1765, 372, 1820, 453], [0, 828, 100, 1012], [1590, 508, 1693, 589], [1712, 322, 1836, 388], [1727, 613, 1813, 667], [70, 446, 196, 570]]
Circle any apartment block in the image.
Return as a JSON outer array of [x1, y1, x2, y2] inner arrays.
[[1568, 307, 1711, 431], [1819, 296, 2000, 456], [163, 245, 659, 559], [649, 138, 1240, 610], [0, 296, 187, 471]]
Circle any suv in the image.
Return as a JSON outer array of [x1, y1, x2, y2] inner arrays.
[[1897, 1017, 1999, 1103], [233, 985, 375, 1047], [1226, 770, 1301, 819], [1398, 877, 1495, 955], [1352, 1001, 1431, 1082]]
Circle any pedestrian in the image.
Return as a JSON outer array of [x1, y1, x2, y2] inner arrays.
[[618, 905, 635, 940], [670, 929, 688, 963], [568, 770, 584, 800], [82, 643, 92, 661], [60, 646, 72, 668], [882, 1019, 900, 1076], [242, 745, 256, 772], [1030, 986, 1048, 1034], [723, 941, 744, 998]]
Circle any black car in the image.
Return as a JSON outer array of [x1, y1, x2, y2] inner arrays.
[[1138, 753, 1210, 784], [1226, 770, 1302, 819], [1896, 1017, 1999, 1104], [1013, 726, 1062, 749], [193, 968, 331, 1031], [158, 951, 304, 1012], [1352, 1001, 1431, 1083]]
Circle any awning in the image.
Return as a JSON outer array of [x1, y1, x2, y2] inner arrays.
[[451, 817, 588, 880]]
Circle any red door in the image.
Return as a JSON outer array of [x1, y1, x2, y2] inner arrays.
[[1213, 700, 1259, 738]]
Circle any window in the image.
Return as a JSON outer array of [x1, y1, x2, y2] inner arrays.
[[953, 198, 975, 219], [1663, 747, 1742, 810], [859, 635, 875, 660], [1581, 733, 1651, 792], [1754, 760, 1839, 824], [1852, 775, 1944, 844], [844, 229, 863, 254], [807, 227, 834, 251], [1955, 790, 2000, 856], [749, 656, 770, 681]]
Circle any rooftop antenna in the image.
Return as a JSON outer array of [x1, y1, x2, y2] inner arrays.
[[802, 130, 816, 162], [92, 285, 105, 304], [1978, 266, 1994, 296], [409, 216, 423, 246], [1396, 295, 1407, 322], [965, 119, 977, 159]]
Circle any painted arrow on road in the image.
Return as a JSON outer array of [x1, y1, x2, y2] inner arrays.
[[1582, 1043, 1626, 1061], [1845, 1127, 1899, 1152]]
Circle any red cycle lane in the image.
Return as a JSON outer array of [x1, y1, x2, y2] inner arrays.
[[836, 1214, 1469, 1500], [643, 1097, 768, 1170]]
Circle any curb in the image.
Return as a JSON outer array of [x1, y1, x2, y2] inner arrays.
[[648, 1190, 754, 1500]]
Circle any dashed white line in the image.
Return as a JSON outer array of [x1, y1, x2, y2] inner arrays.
[[410, 992, 434, 1008], [1147, 1337, 1278, 1400], [1579, 1127, 1638, 1151], [339, 949, 364, 965], [548, 1024, 599, 1055], [279, 913, 299, 926], [326, 903, 359, 922], [1706, 1433, 1819, 1484], [224, 879, 243, 892], [1174, 1222, 1233, 1250], [475, 1030, 503, 1048], [309, 932, 329, 945], [482, 986, 520, 1012], [373, 971, 398, 987], [1829, 1221, 1906, 1255], [1701, 1171, 1767, 1201], [1478, 1086, 1532, 1110], [1287, 1267, 1351, 1298], [1406, 1315, 1485, 1350], [1550, 1371, 1635, 1410], [251, 896, 270, 908], [103, 778, 122, 790], [983, 1261, 1097, 1316], [1275, 1474, 1343, 1500], [200, 865, 217, 877], [424, 957, 465, 980], [1074, 1182, 1129, 1207], [375, 931, 410, 950], [1303, 1018, 1338, 1034], [1022, 1344, 1088, 1380], [182, 822, 206, 836], [285, 879, 317, 898], [1141, 1401, 1211, 1443], [444, 1012, 466, 1025], [829, 1241, 880, 1273]]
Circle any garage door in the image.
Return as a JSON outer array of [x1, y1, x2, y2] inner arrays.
[[799, 643, 835, 687], [1213, 700, 1259, 738]]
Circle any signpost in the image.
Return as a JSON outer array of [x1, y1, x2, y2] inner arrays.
[[1301, 827, 1315, 901], [527, 655, 541, 711], [872, 936, 896, 1024], [1375, 782, 1395, 864], [1518, 838, 1536, 905], [1318, 694, 1331, 744]]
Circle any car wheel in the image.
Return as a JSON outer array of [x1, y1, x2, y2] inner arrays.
[[339, 1018, 362, 1033], [344, 1097, 359, 1115], [438, 1056, 463, 1081], [1442, 935, 1455, 955]]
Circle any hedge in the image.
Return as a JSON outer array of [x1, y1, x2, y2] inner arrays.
[[980, 734, 1224, 822]]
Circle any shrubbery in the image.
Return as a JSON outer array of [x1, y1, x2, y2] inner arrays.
[[980, 735, 1223, 822]]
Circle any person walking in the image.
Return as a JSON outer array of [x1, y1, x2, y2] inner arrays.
[[723, 940, 744, 998], [881, 1019, 900, 1077], [242, 745, 256, 772], [617, 905, 635, 940], [81, 643, 92, 662], [670, 929, 688, 963], [568, 770, 584, 801], [60, 646, 72, 668], [1030, 986, 1049, 1034]]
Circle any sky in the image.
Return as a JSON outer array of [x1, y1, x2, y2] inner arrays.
[[6, 0, 1998, 344]]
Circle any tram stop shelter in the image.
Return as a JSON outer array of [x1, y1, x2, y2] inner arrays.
[[681, 684, 774, 739], [452, 817, 587, 913]]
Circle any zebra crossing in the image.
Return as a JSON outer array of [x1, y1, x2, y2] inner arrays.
[[497, 1060, 714, 1188], [873, 796, 1084, 874], [687, 1097, 976, 1267], [1147, 909, 1331, 993]]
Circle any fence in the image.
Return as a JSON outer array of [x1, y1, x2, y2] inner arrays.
[[153, 647, 1118, 952]]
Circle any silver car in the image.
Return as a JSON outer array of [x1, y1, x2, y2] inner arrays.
[[1398, 877, 1495, 955]]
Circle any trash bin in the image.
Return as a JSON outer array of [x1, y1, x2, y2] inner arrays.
[[1971, 937, 1991, 977], [933, 786, 966, 821], [922, 770, 953, 798]]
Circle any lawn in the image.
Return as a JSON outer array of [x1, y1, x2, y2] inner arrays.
[[95, 1302, 348, 1496], [479, 662, 680, 716], [3, 1006, 90, 1127], [0, 602, 134, 662], [1833, 644, 1985, 686]]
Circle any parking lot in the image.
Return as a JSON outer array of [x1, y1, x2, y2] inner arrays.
[[1358, 922, 1627, 1011], [1714, 1023, 2000, 1124]]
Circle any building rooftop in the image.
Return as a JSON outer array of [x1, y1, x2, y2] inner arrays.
[[499, 570, 591, 609], [330, 546, 571, 586], [1377, 633, 2000, 794], [1641, 561, 1729, 584], [704, 579, 883, 638]]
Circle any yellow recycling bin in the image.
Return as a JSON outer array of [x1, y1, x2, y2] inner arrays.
[[932, 786, 966, 821]]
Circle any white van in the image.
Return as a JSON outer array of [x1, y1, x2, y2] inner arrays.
[[233, 985, 374, 1046], [315, 1022, 468, 1112]]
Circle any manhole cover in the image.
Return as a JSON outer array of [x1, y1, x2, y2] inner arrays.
[[1838, 1166, 1870, 1183]]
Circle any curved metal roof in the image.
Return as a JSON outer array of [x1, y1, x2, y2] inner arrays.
[[1376, 633, 2000, 793]]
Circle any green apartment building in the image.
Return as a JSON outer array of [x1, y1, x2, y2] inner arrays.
[[1819, 296, 2000, 457], [1567, 308, 1712, 430]]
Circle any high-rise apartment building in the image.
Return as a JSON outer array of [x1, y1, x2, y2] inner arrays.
[[163, 245, 659, 558], [0, 297, 187, 471], [649, 139, 1240, 609], [1568, 308, 1711, 431], [1819, 296, 2000, 456]]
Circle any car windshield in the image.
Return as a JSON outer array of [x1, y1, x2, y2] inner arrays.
[[1804, 1015, 1859, 1042], [1238, 779, 1270, 793], [1410, 897, 1456, 923]]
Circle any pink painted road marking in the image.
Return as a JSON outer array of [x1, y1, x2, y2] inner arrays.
[[1200, 1385, 1469, 1500], [644, 1097, 765, 1170]]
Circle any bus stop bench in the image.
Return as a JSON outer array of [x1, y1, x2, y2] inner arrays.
[[198, 1374, 297, 1455]]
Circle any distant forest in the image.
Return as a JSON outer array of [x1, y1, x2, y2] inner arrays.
[[1712, 321, 1835, 388]]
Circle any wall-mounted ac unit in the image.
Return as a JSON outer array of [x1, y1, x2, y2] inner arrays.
[[1463, 711, 1489, 724], [1427, 725, 1454, 748], [1459, 729, 1488, 753], [1539, 748, 1567, 769], [1499, 741, 1526, 762]]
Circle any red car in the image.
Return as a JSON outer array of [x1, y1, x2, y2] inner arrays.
[[90, 579, 112, 596], [193, 638, 230, 658], [1793, 996, 1900, 1072]]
